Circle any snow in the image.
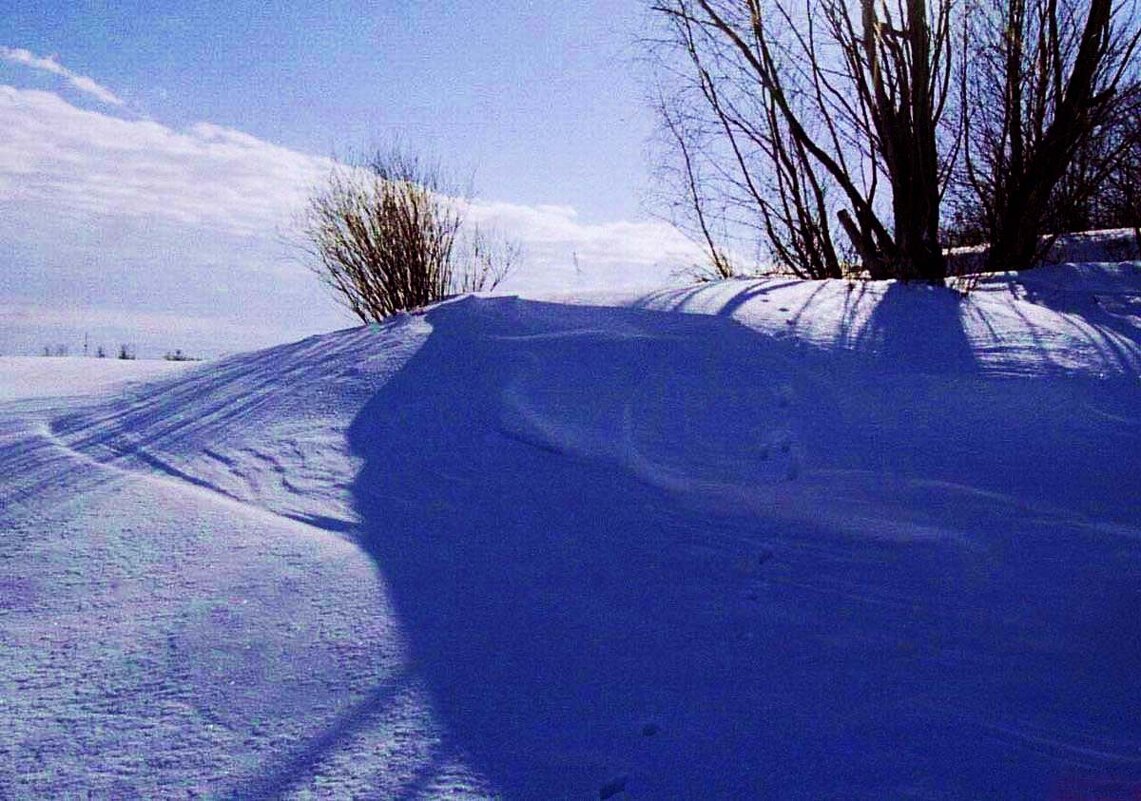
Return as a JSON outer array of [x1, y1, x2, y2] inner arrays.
[[0, 356, 194, 403], [947, 228, 1141, 274], [2, 265, 1140, 798]]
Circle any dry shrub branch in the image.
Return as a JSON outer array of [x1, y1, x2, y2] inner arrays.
[[303, 151, 519, 322]]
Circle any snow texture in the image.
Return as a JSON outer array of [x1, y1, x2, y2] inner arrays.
[[2, 265, 1140, 799], [0, 357, 193, 403]]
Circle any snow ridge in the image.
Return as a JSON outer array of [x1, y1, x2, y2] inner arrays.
[[3, 271, 1141, 798]]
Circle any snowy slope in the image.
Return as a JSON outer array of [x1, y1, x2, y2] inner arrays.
[[2, 266, 1141, 799], [0, 356, 194, 403]]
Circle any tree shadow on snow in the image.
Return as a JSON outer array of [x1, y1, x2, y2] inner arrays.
[[862, 281, 978, 373], [346, 298, 786, 798], [338, 295, 1141, 798], [333, 292, 1141, 798]]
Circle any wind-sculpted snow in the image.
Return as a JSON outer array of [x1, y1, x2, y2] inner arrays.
[[49, 316, 433, 531], [343, 296, 1141, 798], [3, 271, 1141, 798], [622, 262, 1141, 377]]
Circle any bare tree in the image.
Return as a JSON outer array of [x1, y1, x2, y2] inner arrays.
[[956, 0, 1141, 269], [652, 94, 740, 279], [1114, 115, 1141, 254], [1043, 84, 1141, 240], [1097, 107, 1141, 256], [650, 0, 958, 282], [1037, 85, 1139, 237], [302, 151, 519, 323]]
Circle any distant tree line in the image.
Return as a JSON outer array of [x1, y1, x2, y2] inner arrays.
[[40, 343, 134, 359], [38, 343, 202, 360], [648, 0, 1141, 281]]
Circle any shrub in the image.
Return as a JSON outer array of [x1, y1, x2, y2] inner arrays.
[[163, 349, 199, 362], [302, 151, 519, 322]]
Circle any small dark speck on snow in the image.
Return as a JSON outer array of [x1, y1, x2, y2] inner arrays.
[[600, 774, 628, 799]]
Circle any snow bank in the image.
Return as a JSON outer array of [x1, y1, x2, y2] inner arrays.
[[557, 261, 1141, 377], [2, 265, 1140, 798], [0, 356, 194, 403], [946, 227, 1141, 274]]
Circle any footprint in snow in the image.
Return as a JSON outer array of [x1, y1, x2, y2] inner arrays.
[[600, 774, 628, 799], [777, 383, 794, 408], [786, 452, 801, 480]]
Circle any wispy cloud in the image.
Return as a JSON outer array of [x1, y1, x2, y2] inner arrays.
[[0, 84, 702, 355], [0, 86, 331, 235], [1, 46, 124, 107]]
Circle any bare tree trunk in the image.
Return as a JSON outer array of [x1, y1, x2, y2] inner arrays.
[[892, 0, 947, 282], [987, 180, 1056, 269], [844, 0, 949, 280], [650, 0, 956, 282], [980, 0, 1137, 269]]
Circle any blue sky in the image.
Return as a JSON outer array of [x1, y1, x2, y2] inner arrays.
[[3, 0, 653, 222], [0, 2, 699, 357]]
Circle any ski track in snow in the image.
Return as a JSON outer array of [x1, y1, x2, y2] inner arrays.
[[0, 417, 494, 799], [3, 269, 1141, 798]]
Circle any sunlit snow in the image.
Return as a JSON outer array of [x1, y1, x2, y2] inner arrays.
[[2, 263, 1140, 798]]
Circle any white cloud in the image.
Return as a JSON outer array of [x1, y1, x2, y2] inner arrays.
[[0, 46, 124, 107], [0, 84, 703, 355], [0, 86, 332, 236], [469, 199, 703, 292]]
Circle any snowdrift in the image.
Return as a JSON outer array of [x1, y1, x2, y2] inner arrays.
[[2, 264, 1140, 799]]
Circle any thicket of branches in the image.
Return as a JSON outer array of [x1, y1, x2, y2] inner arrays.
[[302, 152, 520, 322], [954, 0, 1141, 267], [1041, 101, 1141, 239], [650, 0, 1140, 281]]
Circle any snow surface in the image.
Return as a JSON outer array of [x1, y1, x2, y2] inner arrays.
[[2, 266, 1140, 799], [0, 357, 194, 403]]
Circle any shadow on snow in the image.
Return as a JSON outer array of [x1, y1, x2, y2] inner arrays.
[[334, 294, 1141, 798]]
